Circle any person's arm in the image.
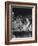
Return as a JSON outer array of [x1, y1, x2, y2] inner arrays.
[[26, 18, 30, 27]]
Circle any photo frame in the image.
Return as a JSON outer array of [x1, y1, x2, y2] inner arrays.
[[5, 1, 37, 45]]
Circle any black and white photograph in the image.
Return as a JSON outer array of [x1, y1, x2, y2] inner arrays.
[[11, 6, 32, 38], [5, 2, 37, 44]]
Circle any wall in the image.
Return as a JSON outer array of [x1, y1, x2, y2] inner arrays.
[[0, 0, 38, 46]]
